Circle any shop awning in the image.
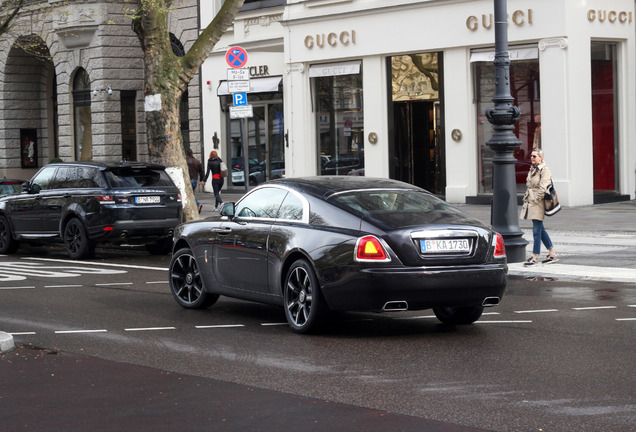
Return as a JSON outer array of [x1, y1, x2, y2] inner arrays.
[[217, 76, 282, 96], [308, 61, 361, 78], [470, 47, 538, 62]]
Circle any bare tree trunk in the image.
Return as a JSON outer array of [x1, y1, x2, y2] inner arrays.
[[132, 0, 245, 222]]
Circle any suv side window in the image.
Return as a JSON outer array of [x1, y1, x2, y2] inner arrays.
[[30, 166, 58, 191], [51, 166, 80, 189], [77, 167, 106, 188]]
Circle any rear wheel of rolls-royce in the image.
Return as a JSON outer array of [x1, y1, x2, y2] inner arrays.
[[283, 259, 327, 334]]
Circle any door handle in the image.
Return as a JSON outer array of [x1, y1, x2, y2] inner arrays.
[[212, 227, 232, 235]]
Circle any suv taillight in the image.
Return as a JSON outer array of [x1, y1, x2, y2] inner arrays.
[[94, 195, 114, 203], [493, 233, 506, 257]]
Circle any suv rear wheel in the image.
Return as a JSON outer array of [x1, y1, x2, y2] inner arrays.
[[64, 218, 95, 259], [0, 215, 19, 254]]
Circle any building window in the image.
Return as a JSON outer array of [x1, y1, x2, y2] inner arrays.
[[311, 62, 364, 175], [72, 68, 92, 161], [473, 48, 540, 194]]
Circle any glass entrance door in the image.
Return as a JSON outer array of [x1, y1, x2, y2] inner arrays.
[[227, 95, 284, 189]]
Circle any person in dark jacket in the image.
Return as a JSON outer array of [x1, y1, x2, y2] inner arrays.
[[202, 150, 224, 211], [186, 149, 204, 213]]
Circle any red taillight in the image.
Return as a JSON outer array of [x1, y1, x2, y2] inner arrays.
[[355, 236, 389, 262], [494, 233, 506, 257], [103, 226, 114, 231]]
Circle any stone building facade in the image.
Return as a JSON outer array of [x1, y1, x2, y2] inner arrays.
[[0, 0, 202, 180]]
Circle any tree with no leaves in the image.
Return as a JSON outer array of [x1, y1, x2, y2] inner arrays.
[[131, 0, 245, 221]]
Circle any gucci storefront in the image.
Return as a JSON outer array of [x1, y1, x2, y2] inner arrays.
[[200, 0, 635, 205]]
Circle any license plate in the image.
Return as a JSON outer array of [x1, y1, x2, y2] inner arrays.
[[135, 196, 160, 204], [420, 239, 470, 254]]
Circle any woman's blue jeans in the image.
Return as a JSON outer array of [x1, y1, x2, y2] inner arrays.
[[532, 219, 553, 255]]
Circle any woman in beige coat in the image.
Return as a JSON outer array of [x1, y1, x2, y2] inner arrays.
[[520, 149, 557, 265]]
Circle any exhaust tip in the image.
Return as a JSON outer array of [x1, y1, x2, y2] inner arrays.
[[383, 301, 408, 311], [483, 297, 500, 307]]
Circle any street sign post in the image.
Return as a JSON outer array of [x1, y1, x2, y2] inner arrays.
[[229, 105, 253, 119], [225, 46, 248, 69], [233, 93, 248, 106]]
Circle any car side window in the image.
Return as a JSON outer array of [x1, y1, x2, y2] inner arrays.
[[278, 192, 304, 221], [77, 167, 106, 188], [30, 167, 57, 191], [51, 166, 80, 189], [236, 187, 288, 220]]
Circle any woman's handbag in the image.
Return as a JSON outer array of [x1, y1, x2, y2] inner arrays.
[[544, 180, 561, 216], [220, 161, 228, 177]]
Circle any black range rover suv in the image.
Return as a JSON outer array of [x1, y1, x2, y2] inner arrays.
[[0, 161, 182, 259]]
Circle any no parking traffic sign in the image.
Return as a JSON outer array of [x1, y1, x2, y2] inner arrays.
[[226, 46, 248, 69]]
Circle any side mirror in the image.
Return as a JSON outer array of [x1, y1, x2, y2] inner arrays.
[[22, 182, 41, 194], [219, 202, 235, 218]]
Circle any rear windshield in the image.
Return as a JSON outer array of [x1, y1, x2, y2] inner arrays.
[[329, 189, 481, 227], [104, 168, 175, 188]]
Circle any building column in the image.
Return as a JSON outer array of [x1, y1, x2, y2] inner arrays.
[[539, 37, 593, 206]]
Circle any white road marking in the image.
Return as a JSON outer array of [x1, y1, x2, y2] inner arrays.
[[26, 257, 167, 271], [476, 320, 532, 324], [0, 286, 35, 290], [45, 285, 83, 288], [572, 306, 617, 311], [95, 282, 133, 286], [55, 329, 108, 334], [124, 327, 176, 332], [195, 324, 245, 329], [514, 309, 559, 314], [616, 318, 636, 321], [9, 332, 36, 335]]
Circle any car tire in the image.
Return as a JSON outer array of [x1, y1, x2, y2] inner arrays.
[[249, 177, 258, 186], [0, 215, 19, 254], [283, 259, 326, 334], [63, 218, 95, 259], [169, 248, 219, 309], [145, 238, 173, 255], [433, 305, 484, 325]]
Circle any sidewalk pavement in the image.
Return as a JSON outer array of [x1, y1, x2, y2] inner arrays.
[[197, 189, 636, 284]]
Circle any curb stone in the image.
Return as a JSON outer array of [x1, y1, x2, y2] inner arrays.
[[0, 331, 15, 353]]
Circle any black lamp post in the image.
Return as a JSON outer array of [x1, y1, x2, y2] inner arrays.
[[485, 0, 527, 263]]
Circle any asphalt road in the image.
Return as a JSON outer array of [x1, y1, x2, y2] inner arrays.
[[1, 245, 635, 431]]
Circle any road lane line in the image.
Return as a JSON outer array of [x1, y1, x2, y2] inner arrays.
[[124, 327, 176, 332], [45, 285, 83, 288], [195, 324, 244, 329], [95, 282, 133, 286], [25, 257, 167, 271], [9, 332, 36, 335], [616, 318, 636, 321], [55, 329, 108, 334], [514, 309, 559, 314], [0, 286, 35, 290], [572, 306, 617, 311], [476, 320, 532, 324]]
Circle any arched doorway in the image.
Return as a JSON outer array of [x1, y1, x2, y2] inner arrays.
[[1, 35, 56, 175]]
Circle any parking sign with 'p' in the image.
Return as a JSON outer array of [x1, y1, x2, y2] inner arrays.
[[233, 93, 247, 106]]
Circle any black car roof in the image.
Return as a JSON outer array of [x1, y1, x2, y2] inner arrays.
[[46, 161, 167, 171], [269, 176, 425, 199]]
